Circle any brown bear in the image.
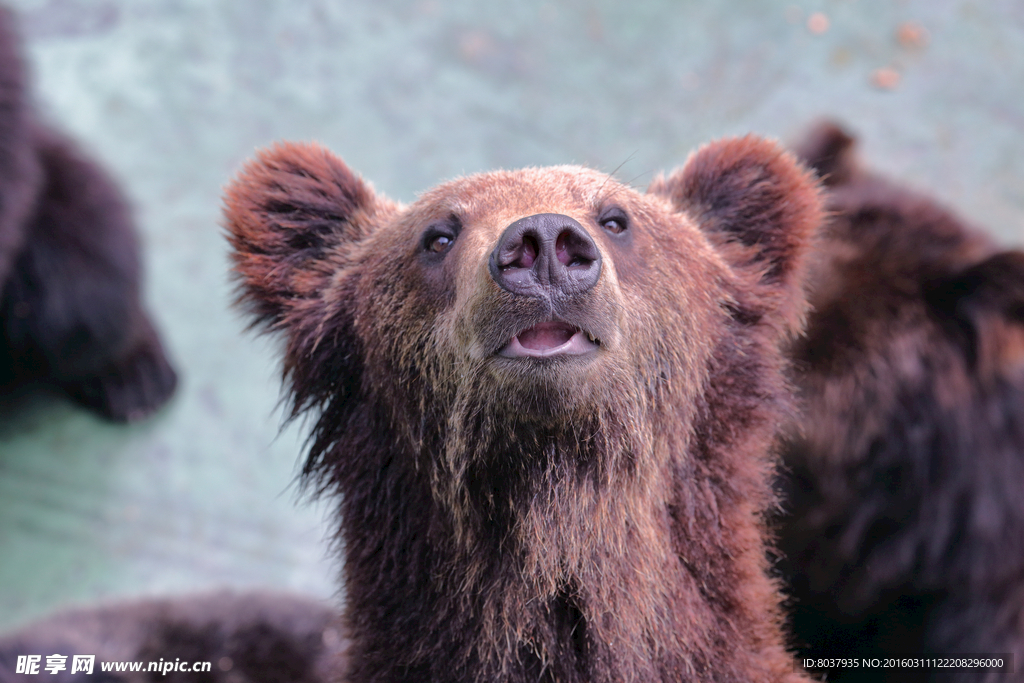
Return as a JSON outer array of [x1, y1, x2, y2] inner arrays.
[[777, 121, 1024, 681], [0, 7, 176, 421], [222, 134, 823, 682]]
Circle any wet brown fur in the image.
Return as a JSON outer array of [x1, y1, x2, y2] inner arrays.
[[224, 135, 823, 682], [778, 121, 1024, 681]]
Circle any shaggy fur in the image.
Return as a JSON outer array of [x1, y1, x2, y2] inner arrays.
[[0, 7, 176, 421], [224, 135, 822, 682], [777, 121, 1024, 682], [0, 592, 346, 683]]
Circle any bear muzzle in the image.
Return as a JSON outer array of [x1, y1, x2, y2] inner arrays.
[[487, 213, 605, 358]]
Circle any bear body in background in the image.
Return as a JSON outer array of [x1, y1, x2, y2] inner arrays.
[[778, 121, 1024, 682], [224, 135, 822, 682], [0, 592, 346, 683], [0, 8, 176, 421]]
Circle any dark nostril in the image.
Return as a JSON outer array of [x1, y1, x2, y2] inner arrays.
[[496, 234, 538, 270], [556, 229, 595, 268]]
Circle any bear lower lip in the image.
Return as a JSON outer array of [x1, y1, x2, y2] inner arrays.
[[499, 322, 599, 358]]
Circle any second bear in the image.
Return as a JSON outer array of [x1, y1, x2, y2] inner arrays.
[[778, 121, 1024, 682], [0, 8, 176, 422]]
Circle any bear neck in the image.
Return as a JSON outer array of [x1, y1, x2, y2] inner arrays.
[[335, 402, 723, 681], [340, 406, 688, 682], [330, 326, 795, 683]]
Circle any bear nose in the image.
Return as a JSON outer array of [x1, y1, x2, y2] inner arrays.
[[488, 213, 602, 298]]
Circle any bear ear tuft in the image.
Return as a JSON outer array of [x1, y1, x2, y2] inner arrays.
[[223, 142, 387, 329], [927, 250, 1024, 377], [649, 135, 824, 334]]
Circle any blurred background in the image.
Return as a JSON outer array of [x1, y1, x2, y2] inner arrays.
[[0, 0, 1021, 630]]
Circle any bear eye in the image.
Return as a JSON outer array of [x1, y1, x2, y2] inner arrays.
[[598, 207, 629, 235], [422, 215, 461, 258], [428, 234, 453, 253]]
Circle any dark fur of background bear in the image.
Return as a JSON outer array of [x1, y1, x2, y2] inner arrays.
[[0, 7, 176, 421], [0, 592, 346, 683], [778, 121, 1024, 682]]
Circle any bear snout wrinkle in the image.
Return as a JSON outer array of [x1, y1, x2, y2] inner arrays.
[[489, 213, 602, 299]]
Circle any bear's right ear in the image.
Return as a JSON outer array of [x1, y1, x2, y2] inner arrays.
[[223, 142, 391, 330], [648, 135, 823, 337]]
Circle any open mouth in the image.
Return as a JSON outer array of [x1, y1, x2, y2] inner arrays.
[[498, 321, 600, 358]]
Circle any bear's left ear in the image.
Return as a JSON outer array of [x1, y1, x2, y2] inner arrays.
[[648, 135, 823, 335], [223, 142, 393, 332]]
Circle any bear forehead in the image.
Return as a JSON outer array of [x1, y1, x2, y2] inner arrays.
[[409, 165, 664, 226]]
